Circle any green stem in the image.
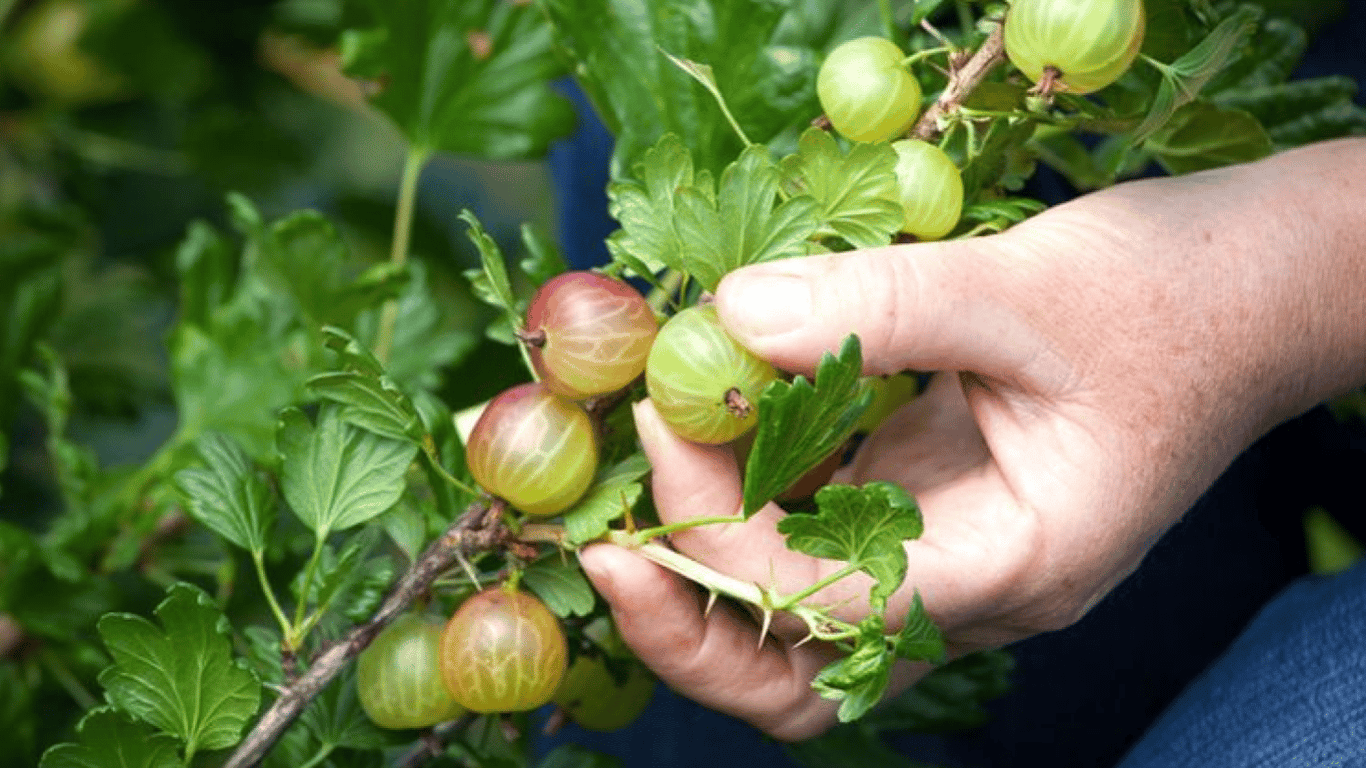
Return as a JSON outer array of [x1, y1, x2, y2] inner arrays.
[[900, 46, 952, 69], [38, 648, 98, 710], [252, 550, 293, 640], [422, 438, 481, 497], [775, 562, 862, 609], [632, 515, 747, 542], [955, 0, 974, 38], [297, 743, 336, 768], [290, 535, 328, 648], [375, 147, 429, 364], [877, 0, 895, 39]]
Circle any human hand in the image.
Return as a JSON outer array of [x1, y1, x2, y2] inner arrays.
[[579, 138, 1366, 740]]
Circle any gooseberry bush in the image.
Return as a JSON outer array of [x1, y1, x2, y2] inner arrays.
[[2, 1, 1363, 767]]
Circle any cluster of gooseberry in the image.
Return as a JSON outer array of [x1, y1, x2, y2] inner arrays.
[[815, 0, 1145, 240], [355, 0, 1151, 732], [358, 270, 781, 728]]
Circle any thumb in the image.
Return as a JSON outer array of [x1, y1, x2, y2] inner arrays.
[[714, 238, 1046, 379]]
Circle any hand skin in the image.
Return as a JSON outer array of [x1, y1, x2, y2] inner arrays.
[[578, 137, 1366, 741]]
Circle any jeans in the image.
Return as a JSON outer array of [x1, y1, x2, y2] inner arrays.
[[1115, 560, 1366, 768]]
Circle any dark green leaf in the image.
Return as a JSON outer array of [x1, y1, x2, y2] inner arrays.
[[1147, 101, 1273, 175], [779, 128, 901, 248], [97, 583, 261, 758], [891, 592, 946, 664], [1131, 5, 1261, 145], [343, 0, 573, 158], [786, 722, 933, 768], [520, 224, 569, 288], [39, 707, 182, 768], [523, 556, 597, 618], [563, 454, 651, 545], [864, 649, 1014, 733], [278, 407, 418, 539], [0, 662, 36, 766], [777, 483, 923, 602], [174, 432, 276, 554], [743, 336, 871, 516], [298, 665, 391, 751], [542, 0, 822, 178]]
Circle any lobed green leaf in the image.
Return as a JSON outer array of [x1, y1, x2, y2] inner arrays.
[[96, 583, 260, 760], [39, 707, 182, 768], [343, 0, 573, 158], [778, 482, 923, 602], [563, 454, 651, 545], [278, 407, 418, 539], [779, 128, 902, 249], [743, 335, 871, 516], [174, 432, 276, 555]]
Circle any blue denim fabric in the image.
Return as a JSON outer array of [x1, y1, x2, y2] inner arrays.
[[1116, 560, 1366, 768]]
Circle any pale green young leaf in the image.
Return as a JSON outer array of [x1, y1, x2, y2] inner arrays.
[[779, 128, 901, 248], [743, 336, 871, 516], [675, 143, 821, 291], [39, 707, 182, 768], [460, 209, 519, 317], [563, 454, 651, 545], [606, 134, 699, 275], [777, 483, 923, 601], [523, 556, 597, 618], [173, 431, 275, 555], [811, 616, 893, 722], [278, 407, 418, 539], [96, 583, 261, 759]]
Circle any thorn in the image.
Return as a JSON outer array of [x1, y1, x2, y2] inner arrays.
[[757, 608, 774, 651], [703, 590, 719, 620], [792, 632, 816, 650], [454, 551, 482, 589]]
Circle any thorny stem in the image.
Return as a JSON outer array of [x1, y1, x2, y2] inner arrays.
[[375, 147, 429, 365], [221, 501, 507, 768], [910, 22, 1007, 142]]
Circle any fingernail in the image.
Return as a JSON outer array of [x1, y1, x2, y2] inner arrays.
[[577, 546, 616, 600], [717, 268, 811, 341]]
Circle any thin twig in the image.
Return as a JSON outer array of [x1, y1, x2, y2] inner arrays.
[[394, 714, 478, 768], [910, 22, 1007, 141], [223, 501, 506, 768]]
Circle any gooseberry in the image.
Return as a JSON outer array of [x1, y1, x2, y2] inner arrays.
[[465, 383, 598, 517], [356, 614, 466, 729], [439, 587, 568, 713], [645, 305, 778, 444], [889, 140, 963, 241], [1004, 0, 1146, 94], [817, 37, 923, 144], [523, 271, 658, 400]]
